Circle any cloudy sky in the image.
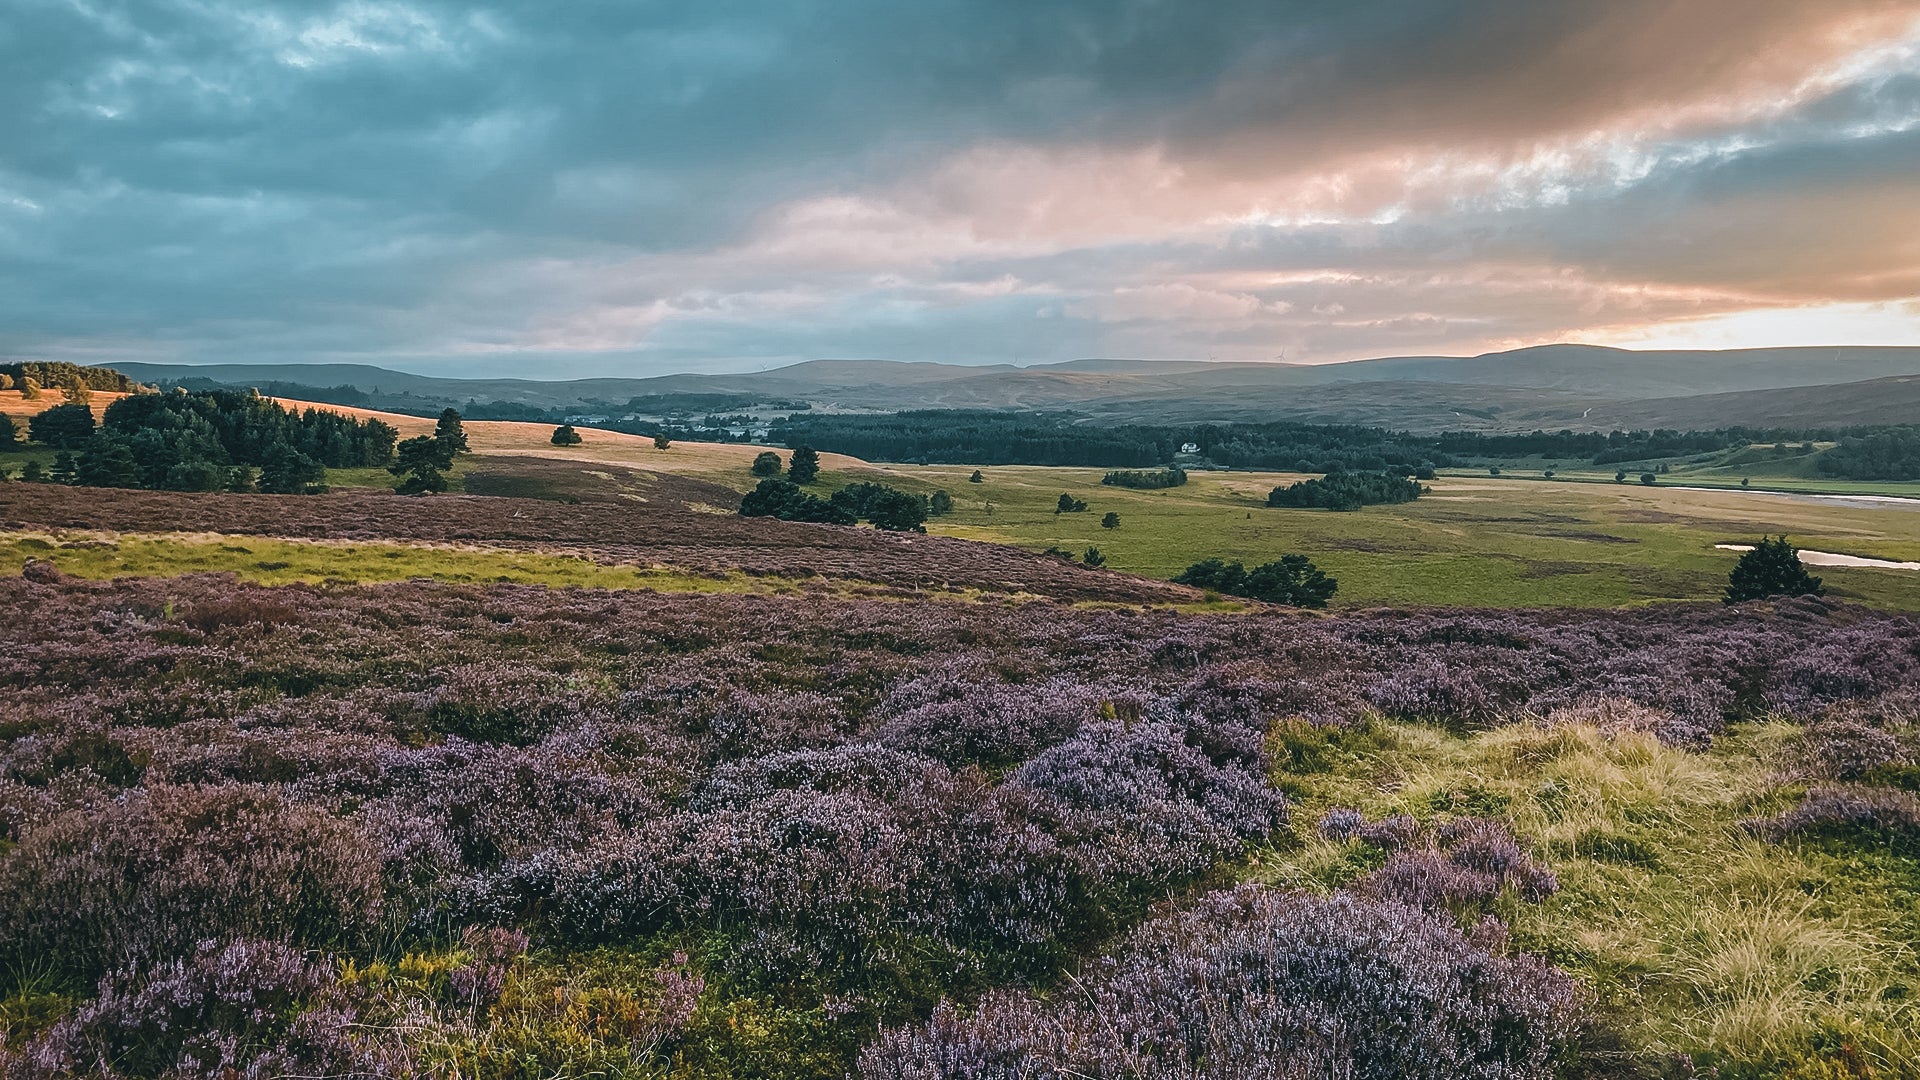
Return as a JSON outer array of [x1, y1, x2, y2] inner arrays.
[[4, 0, 1919, 377]]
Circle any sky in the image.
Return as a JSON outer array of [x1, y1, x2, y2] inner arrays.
[[4, 0, 1920, 378]]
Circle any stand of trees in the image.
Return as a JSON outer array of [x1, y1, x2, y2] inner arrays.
[[18, 390, 397, 494], [1268, 472, 1424, 511], [1102, 467, 1188, 489], [770, 411, 1180, 468], [740, 479, 931, 531], [739, 478, 853, 524], [830, 482, 929, 531], [766, 409, 1889, 474], [1817, 427, 1920, 481], [0, 361, 141, 394], [28, 404, 97, 449], [1174, 555, 1339, 607]]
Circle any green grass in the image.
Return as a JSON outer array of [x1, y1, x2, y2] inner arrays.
[[323, 462, 471, 493], [0, 530, 1238, 610], [1447, 441, 1920, 499], [1259, 717, 1920, 1075], [0, 532, 794, 594], [895, 464, 1920, 610]]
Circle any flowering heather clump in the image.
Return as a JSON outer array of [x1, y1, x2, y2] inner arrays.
[[1541, 695, 1699, 748], [0, 784, 386, 982], [1742, 785, 1920, 851], [448, 926, 531, 1015], [1318, 807, 1367, 841], [1320, 811, 1559, 918], [0, 939, 399, 1080], [860, 885, 1581, 1080], [1785, 689, 1920, 782], [1356, 812, 1426, 852]]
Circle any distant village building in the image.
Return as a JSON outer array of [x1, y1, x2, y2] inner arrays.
[[1179, 442, 1200, 454]]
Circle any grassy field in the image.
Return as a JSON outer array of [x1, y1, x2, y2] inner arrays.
[[322, 413, 1920, 611], [10, 396, 1920, 611], [0, 532, 802, 594], [1442, 439, 1920, 499], [888, 464, 1920, 610]]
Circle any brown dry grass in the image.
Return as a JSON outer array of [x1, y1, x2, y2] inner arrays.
[[266, 398, 886, 490], [0, 390, 127, 424]]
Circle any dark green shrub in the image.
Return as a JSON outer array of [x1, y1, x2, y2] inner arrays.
[[1725, 536, 1823, 603]]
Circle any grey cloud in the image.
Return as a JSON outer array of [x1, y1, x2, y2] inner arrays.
[[2, 0, 1917, 372]]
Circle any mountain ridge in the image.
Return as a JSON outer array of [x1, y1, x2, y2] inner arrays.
[[107, 344, 1920, 431]]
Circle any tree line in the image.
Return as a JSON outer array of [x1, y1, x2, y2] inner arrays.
[[765, 410, 1895, 473], [4, 390, 399, 494], [1816, 427, 1920, 481], [1101, 467, 1188, 489], [0, 361, 142, 395]]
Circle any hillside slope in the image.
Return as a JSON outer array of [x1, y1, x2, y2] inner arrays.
[[117, 344, 1920, 427]]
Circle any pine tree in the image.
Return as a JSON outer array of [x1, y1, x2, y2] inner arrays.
[[259, 445, 326, 495], [1725, 536, 1823, 603], [390, 436, 449, 495], [751, 451, 783, 477], [51, 451, 78, 485], [76, 439, 141, 489], [788, 446, 821, 484], [434, 409, 469, 458], [1101, 512, 1120, 529], [551, 424, 583, 446]]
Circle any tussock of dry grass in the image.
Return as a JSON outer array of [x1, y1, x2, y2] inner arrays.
[[1263, 713, 1920, 1073]]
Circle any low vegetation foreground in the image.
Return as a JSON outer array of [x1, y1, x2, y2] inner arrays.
[[2, 387, 1919, 1079]]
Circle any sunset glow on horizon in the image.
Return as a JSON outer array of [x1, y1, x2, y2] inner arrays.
[[4, 1, 1919, 376]]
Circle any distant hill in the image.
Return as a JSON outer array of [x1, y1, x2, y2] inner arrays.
[[1565, 373, 1920, 431], [109, 344, 1920, 431]]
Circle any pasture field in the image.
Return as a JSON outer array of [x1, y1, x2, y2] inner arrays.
[[272, 406, 1920, 611], [899, 464, 1920, 610], [284, 409, 1920, 611], [11, 398, 1920, 610], [316, 411, 1920, 612]]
